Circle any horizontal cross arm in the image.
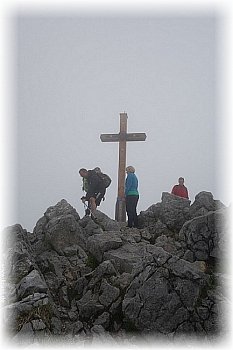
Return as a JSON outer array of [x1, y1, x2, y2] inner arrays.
[[100, 133, 120, 142], [126, 133, 147, 141], [100, 132, 147, 142]]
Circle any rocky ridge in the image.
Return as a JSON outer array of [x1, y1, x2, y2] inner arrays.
[[1, 191, 230, 346]]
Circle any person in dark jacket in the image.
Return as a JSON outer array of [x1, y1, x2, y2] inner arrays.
[[171, 177, 189, 199], [79, 168, 106, 212], [125, 166, 139, 228], [81, 167, 102, 215]]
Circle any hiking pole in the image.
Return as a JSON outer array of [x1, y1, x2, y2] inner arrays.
[[82, 201, 97, 220], [83, 202, 90, 216], [83, 202, 88, 215]]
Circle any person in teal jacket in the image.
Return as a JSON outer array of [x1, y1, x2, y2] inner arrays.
[[125, 166, 139, 228]]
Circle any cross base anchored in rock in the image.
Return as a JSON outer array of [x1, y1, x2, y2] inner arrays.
[[100, 113, 146, 222]]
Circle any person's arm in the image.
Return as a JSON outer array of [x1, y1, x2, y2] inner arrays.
[[171, 185, 177, 195], [125, 174, 133, 195], [185, 187, 189, 199]]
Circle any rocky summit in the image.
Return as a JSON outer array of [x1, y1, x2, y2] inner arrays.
[[1, 192, 231, 346]]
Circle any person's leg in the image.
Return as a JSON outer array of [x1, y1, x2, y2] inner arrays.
[[95, 188, 106, 207], [126, 196, 134, 228], [89, 197, 97, 211], [95, 193, 102, 206], [132, 195, 139, 227]]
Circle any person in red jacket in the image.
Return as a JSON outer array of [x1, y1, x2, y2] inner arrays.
[[171, 177, 189, 199]]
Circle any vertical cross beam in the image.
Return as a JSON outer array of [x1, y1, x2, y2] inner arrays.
[[100, 113, 146, 222], [115, 113, 127, 222]]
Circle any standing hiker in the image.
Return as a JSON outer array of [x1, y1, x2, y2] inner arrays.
[[79, 168, 110, 213], [125, 166, 139, 228], [171, 177, 189, 199]]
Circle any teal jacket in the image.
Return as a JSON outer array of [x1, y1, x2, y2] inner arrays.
[[125, 172, 139, 196]]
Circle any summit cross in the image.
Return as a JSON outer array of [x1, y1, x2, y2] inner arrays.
[[100, 112, 146, 222]]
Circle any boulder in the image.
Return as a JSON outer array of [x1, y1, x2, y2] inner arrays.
[[16, 269, 48, 300], [92, 210, 121, 231], [76, 290, 104, 321], [2, 224, 35, 284], [179, 208, 228, 262], [138, 202, 162, 227], [78, 216, 104, 235], [154, 234, 183, 257], [86, 232, 123, 263], [44, 214, 86, 255], [138, 192, 190, 233], [98, 279, 120, 307], [30, 199, 83, 253], [103, 243, 148, 273], [159, 192, 191, 232], [94, 312, 110, 329], [86, 260, 118, 289], [44, 199, 80, 222], [189, 191, 225, 219], [122, 247, 213, 335]]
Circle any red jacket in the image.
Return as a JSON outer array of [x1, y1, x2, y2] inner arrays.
[[171, 185, 189, 199]]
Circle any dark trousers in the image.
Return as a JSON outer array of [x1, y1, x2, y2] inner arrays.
[[95, 188, 106, 206], [126, 195, 139, 228]]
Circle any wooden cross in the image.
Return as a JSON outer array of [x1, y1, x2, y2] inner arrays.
[[100, 113, 146, 222]]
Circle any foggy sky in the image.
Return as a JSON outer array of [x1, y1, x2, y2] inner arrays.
[[15, 14, 221, 232]]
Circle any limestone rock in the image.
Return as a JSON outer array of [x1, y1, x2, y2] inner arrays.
[[16, 269, 48, 300], [94, 312, 110, 329], [179, 208, 228, 262], [138, 192, 190, 233], [45, 199, 80, 222], [138, 202, 162, 227], [30, 199, 81, 253], [98, 279, 120, 307], [86, 260, 118, 289], [76, 290, 104, 321], [86, 232, 123, 263], [103, 242, 148, 273], [78, 216, 104, 235], [92, 210, 121, 231], [122, 248, 212, 335], [2, 194, 229, 343], [189, 191, 225, 219], [159, 192, 191, 232], [44, 214, 86, 255], [3, 224, 35, 283]]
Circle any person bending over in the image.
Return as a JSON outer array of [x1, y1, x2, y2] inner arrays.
[[79, 168, 106, 213]]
